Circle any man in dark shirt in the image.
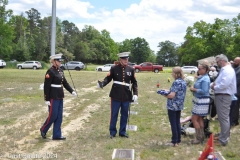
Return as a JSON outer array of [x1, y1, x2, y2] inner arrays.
[[230, 57, 240, 126], [98, 52, 138, 138]]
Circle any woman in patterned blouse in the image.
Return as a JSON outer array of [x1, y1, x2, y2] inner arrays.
[[161, 66, 187, 147]]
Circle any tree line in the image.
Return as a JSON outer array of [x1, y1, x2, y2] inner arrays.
[[0, 0, 240, 66]]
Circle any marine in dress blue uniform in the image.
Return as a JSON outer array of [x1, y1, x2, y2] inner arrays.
[[98, 52, 138, 138], [40, 53, 77, 140]]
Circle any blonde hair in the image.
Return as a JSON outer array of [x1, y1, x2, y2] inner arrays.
[[202, 59, 209, 65], [50, 59, 54, 64], [172, 66, 184, 79], [199, 63, 209, 73]]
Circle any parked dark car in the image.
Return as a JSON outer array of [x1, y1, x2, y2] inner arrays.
[[128, 62, 136, 67], [60, 61, 84, 71]]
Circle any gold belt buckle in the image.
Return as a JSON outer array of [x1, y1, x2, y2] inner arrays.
[[122, 82, 126, 86]]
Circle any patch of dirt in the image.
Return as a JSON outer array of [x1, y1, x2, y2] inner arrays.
[[81, 87, 98, 93], [13, 98, 76, 146], [5, 87, 15, 90], [12, 92, 106, 155], [38, 103, 101, 154]]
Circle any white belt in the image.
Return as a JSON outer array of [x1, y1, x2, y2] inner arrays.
[[113, 81, 130, 86], [51, 84, 62, 87]]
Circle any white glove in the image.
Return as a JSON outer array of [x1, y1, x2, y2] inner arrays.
[[132, 95, 138, 102], [97, 80, 103, 89], [72, 91, 77, 96], [97, 83, 101, 88], [45, 101, 50, 106]]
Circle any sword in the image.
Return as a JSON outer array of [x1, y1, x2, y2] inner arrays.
[[62, 55, 78, 97], [127, 83, 134, 132]]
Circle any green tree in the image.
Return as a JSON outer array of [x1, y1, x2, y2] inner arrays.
[[118, 39, 132, 53], [146, 50, 156, 64], [9, 14, 31, 60], [178, 20, 211, 65], [228, 14, 240, 59], [73, 41, 89, 62], [79, 25, 103, 63], [156, 40, 178, 66], [0, 0, 12, 21], [130, 37, 151, 64], [77, 25, 118, 63], [56, 48, 75, 60], [61, 20, 80, 53], [0, 0, 14, 60], [25, 8, 42, 60], [179, 16, 240, 64], [0, 19, 14, 60], [100, 29, 119, 62]]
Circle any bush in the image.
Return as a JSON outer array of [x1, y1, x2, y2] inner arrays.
[[5, 62, 17, 69], [5, 61, 50, 70], [40, 61, 49, 69]]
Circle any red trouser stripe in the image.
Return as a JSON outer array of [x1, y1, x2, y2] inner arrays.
[[41, 99, 53, 131]]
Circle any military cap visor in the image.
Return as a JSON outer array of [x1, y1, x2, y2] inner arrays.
[[118, 52, 130, 58], [50, 53, 63, 60], [120, 56, 129, 59]]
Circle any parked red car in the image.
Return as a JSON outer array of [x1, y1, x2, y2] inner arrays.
[[133, 62, 163, 73]]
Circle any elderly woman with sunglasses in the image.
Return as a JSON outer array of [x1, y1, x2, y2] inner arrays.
[[189, 63, 210, 144]]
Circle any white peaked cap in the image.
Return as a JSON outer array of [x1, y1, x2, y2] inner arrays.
[[49, 53, 63, 60], [117, 52, 130, 58]]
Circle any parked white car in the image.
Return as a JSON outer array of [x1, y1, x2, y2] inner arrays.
[[96, 64, 115, 72], [17, 61, 42, 70], [0, 59, 6, 68], [181, 66, 198, 74]]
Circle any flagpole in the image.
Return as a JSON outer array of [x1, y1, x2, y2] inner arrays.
[[51, 0, 56, 56]]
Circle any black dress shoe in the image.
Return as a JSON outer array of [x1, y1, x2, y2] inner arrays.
[[119, 134, 129, 138], [231, 122, 239, 127], [40, 129, 46, 139], [52, 136, 66, 140], [110, 135, 116, 139]]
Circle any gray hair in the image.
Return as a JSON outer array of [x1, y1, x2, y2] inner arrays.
[[216, 54, 228, 62]]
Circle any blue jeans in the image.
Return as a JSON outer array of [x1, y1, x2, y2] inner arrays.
[[167, 109, 181, 144]]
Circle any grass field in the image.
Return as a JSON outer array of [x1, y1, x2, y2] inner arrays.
[[0, 68, 240, 160]]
